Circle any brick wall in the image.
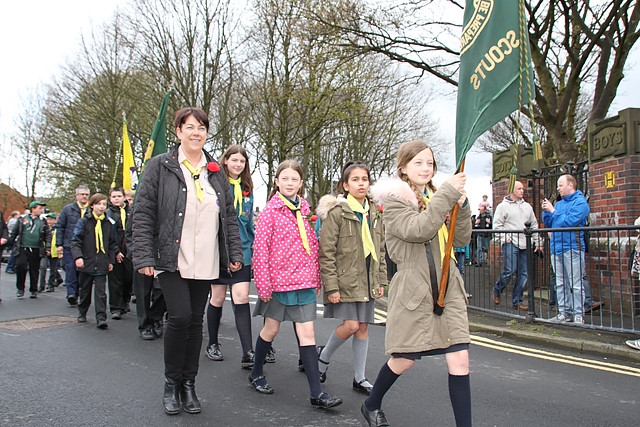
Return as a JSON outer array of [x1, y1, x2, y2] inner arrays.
[[588, 155, 640, 226]]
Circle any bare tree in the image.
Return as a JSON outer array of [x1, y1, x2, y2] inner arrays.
[[13, 88, 50, 200], [42, 12, 151, 196], [311, 0, 640, 163], [244, 0, 441, 205]]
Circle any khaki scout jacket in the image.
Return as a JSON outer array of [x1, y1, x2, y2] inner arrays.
[[370, 178, 472, 355], [317, 194, 387, 304]]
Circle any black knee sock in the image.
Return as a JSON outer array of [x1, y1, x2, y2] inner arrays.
[[449, 374, 472, 427], [233, 303, 253, 355], [299, 345, 323, 397], [206, 303, 222, 347], [365, 362, 401, 411], [251, 335, 272, 387]]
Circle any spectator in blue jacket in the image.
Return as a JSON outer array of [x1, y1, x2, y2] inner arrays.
[[542, 174, 590, 324], [55, 185, 90, 305]]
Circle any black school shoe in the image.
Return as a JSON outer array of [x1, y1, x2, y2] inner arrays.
[[353, 378, 373, 395], [360, 402, 390, 426], [248, 374, 274, 394], [241, 350, 255, 369], [152, 321, 164, 338], [265, 347, 276, 363], [310, 392, 342, 408], [140, 328, 155, 340], [97, 320, 108, 329]]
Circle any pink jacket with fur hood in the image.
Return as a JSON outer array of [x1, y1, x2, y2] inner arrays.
[[253, 193, 321, 299]]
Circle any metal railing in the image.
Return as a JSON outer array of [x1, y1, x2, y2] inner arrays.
[[464, 225, 640, 333]]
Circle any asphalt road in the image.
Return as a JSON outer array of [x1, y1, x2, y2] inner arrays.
[[0, 268, 637, 426]]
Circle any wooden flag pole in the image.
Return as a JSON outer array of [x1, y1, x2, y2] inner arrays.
[[435, 159, 466, 315]]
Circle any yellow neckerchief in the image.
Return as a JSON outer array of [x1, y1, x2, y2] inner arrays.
[[346, 194, 378, 261], [119, 206, 126, 230], [93, 212, 105, 253], [78, 201, 88, 218], [182, 159, 204, 202], [229, 176, 242, 215], [51, 229, 58, 258], [278, 192, 310, 255], [422, 189, 455, 263]]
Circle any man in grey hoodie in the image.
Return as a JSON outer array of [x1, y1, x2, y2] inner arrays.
[[492, 181, 542, 311]]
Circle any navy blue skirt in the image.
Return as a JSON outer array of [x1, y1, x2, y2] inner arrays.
[[392, 343, 470, 360], [213, 264, 251, 285]]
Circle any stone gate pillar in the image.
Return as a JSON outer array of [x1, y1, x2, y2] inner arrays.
[[587, 108, 640, 314]]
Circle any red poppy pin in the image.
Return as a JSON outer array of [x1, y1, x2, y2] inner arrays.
[[242, 191, 250, 197], [311, 214, 318, 222], [207, 162, 220, 173], [377, 205, 384, 214]]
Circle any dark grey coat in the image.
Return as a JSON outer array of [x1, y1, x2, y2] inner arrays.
[[131, 145, 243, 274]]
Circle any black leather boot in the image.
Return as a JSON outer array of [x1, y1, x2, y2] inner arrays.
[[163, 377, 181, 415], [180, 379, 201, 414]]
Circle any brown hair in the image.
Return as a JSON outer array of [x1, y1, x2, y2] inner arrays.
[[268, 160, 304, 199], [396, 140, 438, 212], [174, 107, 209, 131], [109, 187, 124, 197], [337, 161, 371, 198], [88, 193, 108, 208], [220, 145, 254, 194]]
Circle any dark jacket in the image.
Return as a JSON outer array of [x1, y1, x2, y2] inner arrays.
[[70, 212, 119, 274], [131, 145, 243, 273], [9, 214, 50, 257], [474, 212, 492, 237], [106, 203, 128, 255], [55, 201, 85, 248], [125, 204, 135, 261], [0, 211, 8, 251]]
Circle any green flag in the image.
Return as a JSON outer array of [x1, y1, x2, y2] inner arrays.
[[143, 90, 172, 167], [455, 0, 534, 170]]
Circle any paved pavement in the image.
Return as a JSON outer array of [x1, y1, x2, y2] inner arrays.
[[374, 296, 640, 364], [1, 266, 639, 426]]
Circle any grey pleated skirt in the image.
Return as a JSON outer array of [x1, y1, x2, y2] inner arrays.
[[323, 298, 376, 323], [253, 297, 317, 323]]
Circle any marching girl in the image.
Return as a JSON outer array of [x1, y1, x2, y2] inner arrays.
[[249, 159, 342, 409], [316, 161, 387, 394], [363, 140, 472, 427], [205, 145, 256, 368]]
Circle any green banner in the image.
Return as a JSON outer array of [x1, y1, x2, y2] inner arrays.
[[455, 0, 533, 170], [143, 90, 172, 166]]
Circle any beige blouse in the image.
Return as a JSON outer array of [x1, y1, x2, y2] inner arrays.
[[175, 146, 220, 280]]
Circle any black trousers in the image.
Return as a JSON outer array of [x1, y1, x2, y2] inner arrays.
[[133, 271, 166, 331], [15, 248, 42, 293], [78, 272, 107, 322], [157, 271, 210, 382], [108, 257, 133, 313]]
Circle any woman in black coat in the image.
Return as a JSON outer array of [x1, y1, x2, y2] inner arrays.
[[132, 107, 243, 415]]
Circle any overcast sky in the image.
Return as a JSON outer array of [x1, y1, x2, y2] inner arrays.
[[1, 1, 638, 211]]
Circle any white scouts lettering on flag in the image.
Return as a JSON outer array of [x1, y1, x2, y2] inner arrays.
[[460, 0, 494, 54]]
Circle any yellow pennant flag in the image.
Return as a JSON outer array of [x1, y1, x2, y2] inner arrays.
[[122, 121, 137, 190]]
